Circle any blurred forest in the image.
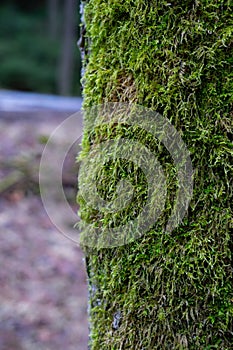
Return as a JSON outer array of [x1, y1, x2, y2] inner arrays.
[[0, 0, 81, 96]]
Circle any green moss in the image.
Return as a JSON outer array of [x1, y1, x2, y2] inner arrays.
[[78, 0, 233, 348]]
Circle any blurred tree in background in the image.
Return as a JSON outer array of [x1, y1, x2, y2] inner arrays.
[[0, 0, 81, 96]]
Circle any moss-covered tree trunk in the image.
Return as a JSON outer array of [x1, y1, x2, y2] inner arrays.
[[78, 1, 233, 349]]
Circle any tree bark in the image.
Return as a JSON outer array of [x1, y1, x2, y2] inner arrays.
[[79, 1, 233, 349]]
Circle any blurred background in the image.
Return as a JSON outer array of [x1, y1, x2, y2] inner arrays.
[[0, 1, 88, 349], [0, 0, 81, 96]]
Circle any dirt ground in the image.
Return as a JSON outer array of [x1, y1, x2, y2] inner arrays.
[[0, 112, 89, 350]]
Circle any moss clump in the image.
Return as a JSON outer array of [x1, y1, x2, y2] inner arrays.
[[78, 0, 233, 349]]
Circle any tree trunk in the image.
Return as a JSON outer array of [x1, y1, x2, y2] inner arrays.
[[78, 1, 233, 349], [47, 0, 59, 40], [58, 0, 76, 95]]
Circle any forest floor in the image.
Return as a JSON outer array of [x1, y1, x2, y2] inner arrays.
[[0, 108, 88, 350]]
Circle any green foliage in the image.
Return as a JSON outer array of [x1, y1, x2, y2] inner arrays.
[[79, 0, 233, 348], [0, 4, 81, 95]]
